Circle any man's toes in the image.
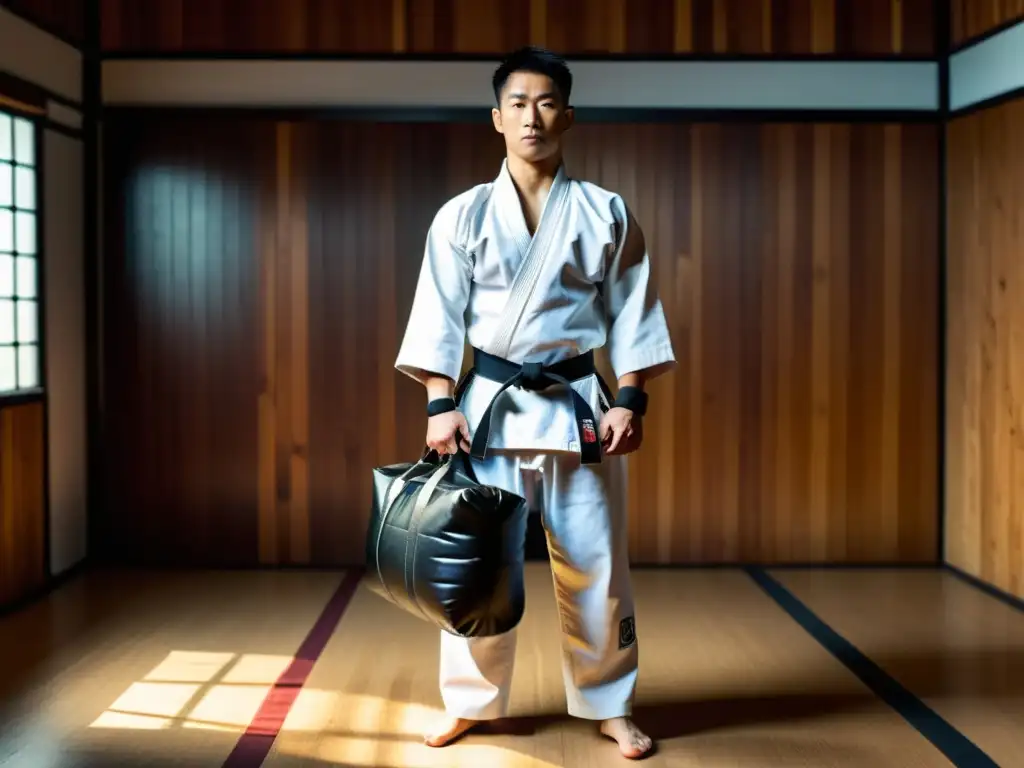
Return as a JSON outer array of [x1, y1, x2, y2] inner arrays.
[[423, 718, 477, 748]]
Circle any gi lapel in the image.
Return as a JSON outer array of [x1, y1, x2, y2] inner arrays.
[[494, 160, 535, 262], [486, 160, 572, 360]]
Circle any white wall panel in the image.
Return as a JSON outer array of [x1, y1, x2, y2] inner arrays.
[[44, 129, 87, 575], [102, 59, 940, 111]]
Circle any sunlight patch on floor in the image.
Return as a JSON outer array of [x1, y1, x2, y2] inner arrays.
[[86, 650, 451, 742], [89, 650, 284, 732]]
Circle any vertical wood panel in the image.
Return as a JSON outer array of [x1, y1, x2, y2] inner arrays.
[[101, 117, 268, 566], [946, 98, 1024, 601], [257, 120, 315, 565], [102, 115, 940, 567], [99, 0, 936, 55], [256, 124, 279, 564], [827, 124, 851, 560], [881, 124, 902, 559], [2, 0, 84, 43], [255, 120, 315, 565], [0, 402, 46, 608], [951, 0, 1024, 47], [288, 125, 310, 565], [810, 123, 831, 558]]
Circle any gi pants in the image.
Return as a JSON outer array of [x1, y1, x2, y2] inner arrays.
[[438, 449, 638, 721]]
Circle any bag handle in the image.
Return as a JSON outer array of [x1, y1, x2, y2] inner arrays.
[[382, 450, 444, 511], [379, 444, 475, 520]]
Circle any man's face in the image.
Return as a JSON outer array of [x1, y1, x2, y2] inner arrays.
[[491, 71, 574, 162]]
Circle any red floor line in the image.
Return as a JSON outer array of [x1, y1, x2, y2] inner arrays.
[[221, 568, 364, 768]]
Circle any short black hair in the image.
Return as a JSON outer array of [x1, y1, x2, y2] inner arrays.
[[492, 46, 573, 105]]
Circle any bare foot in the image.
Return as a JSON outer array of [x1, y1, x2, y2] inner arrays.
[[423, 717, 479, 747], [599, 717, 654, 759]]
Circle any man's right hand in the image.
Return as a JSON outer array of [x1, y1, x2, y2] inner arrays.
[[427, 411, 472, 455]]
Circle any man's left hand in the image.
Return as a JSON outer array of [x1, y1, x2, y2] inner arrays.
[[599, 407, 643, 455]]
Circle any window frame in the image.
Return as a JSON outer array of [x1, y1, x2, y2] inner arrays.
[[0, 97, 46, 404]]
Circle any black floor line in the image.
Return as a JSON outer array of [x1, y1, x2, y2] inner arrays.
[[745, 567, 1001, 768], [944, 564, 1024, 615]]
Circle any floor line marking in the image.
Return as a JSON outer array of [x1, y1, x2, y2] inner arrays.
[[221, 568, 364, 768], [746, 567, 999, 768]]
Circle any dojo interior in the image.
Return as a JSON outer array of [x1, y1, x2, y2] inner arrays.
[[1, 1, 1023, 766]]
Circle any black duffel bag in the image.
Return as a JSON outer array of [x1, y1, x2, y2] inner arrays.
[[365, 448, 529, 638]]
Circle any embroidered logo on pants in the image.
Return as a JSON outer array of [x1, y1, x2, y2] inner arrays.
[[618, 616, 636, 649]]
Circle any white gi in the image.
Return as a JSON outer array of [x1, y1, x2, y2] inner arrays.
[[394, 159, 675, 721]]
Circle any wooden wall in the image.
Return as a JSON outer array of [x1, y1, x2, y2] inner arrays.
[[946, 97, 1024, 600], [0, 0, 84, 44], [99, 114, 940, 568], [0, 402, 46, 607], [950, 0, 1024, 46], [98, 0, 936, 56]]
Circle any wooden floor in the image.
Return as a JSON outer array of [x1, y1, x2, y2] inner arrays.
[[0, 564, 1021, 767]]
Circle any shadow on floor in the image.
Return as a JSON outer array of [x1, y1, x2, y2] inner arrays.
[[54, 691, 889, 768]]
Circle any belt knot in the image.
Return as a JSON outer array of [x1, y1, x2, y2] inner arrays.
[[519, 361, 547, 391]]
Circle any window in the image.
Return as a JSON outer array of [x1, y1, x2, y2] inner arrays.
[[0, 110, 40, 393]]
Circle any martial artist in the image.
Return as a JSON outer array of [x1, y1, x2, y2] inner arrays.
[[394, 46, 676, 760]]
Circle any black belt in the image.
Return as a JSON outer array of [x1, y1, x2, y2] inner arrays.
[[453, 348, 611, 465]]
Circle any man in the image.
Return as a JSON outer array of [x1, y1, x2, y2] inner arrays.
[[394, 46, 675, 760]]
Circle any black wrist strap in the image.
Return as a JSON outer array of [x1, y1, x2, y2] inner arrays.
[[613, 386, 648, 416], [427, 397, 457, 417]]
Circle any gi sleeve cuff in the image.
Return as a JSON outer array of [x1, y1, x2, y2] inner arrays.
[[395, 347, 464, 384], [609, 342, 677, 381]]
